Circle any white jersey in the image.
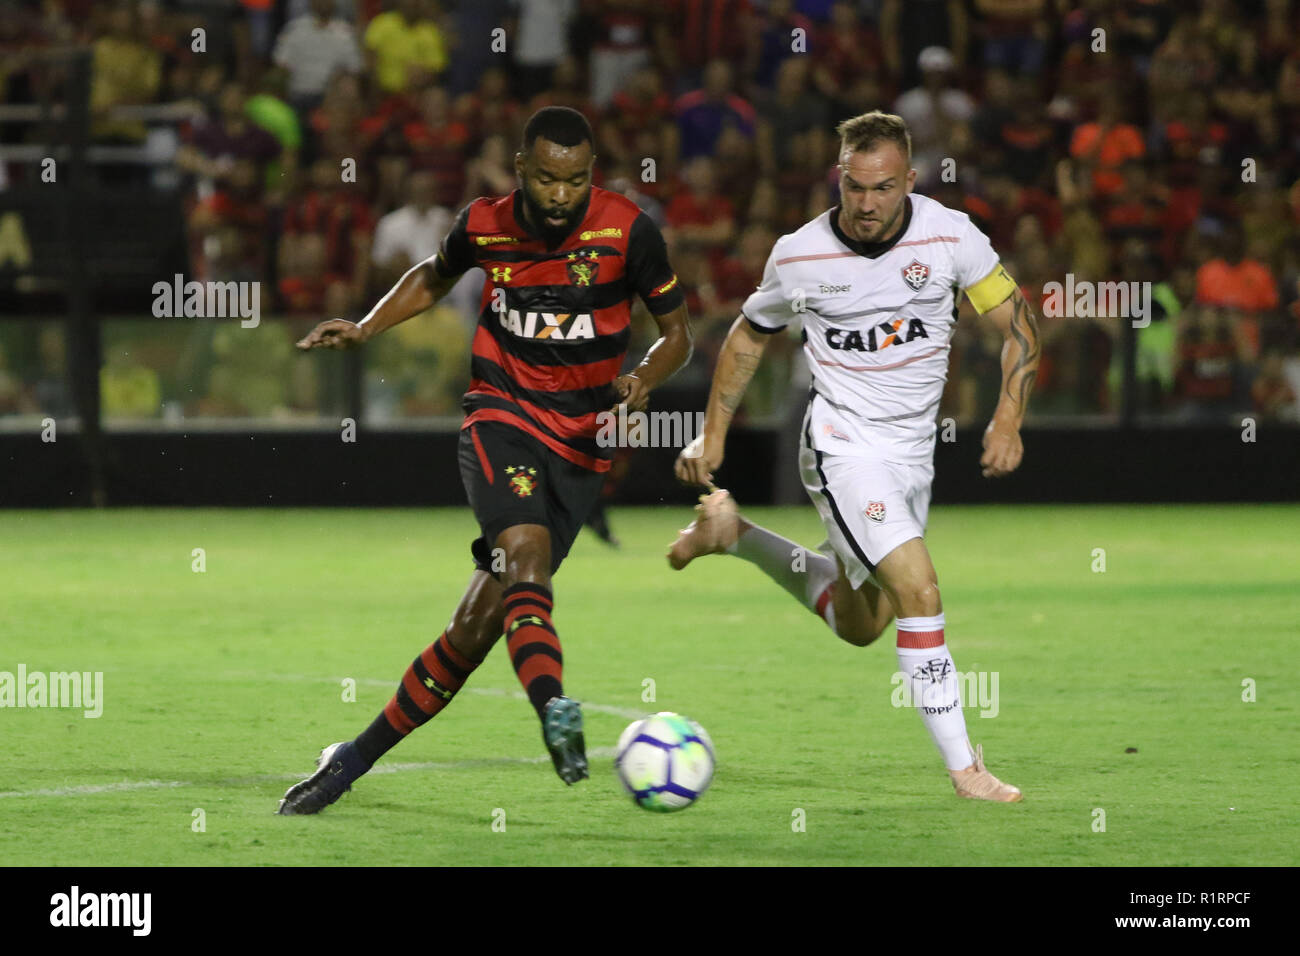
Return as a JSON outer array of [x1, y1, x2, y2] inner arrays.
[[743, 193, 1014, 464]]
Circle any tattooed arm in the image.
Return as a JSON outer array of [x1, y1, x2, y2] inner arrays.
[[980, 287, 1041, 478], [674, 316, 772, 487]]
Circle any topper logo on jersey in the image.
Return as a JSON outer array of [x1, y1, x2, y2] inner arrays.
[[825, 317, 929, 352], [901, 260, 930, 291], [500, 308, 595, 341]]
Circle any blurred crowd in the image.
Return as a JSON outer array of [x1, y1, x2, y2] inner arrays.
[[2, 0, 1299, 424]]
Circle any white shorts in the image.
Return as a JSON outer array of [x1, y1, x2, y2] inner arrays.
[[798, 420, 934, 590]]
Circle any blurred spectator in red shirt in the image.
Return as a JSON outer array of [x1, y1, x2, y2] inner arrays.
[[188, 158, 269, 283], [405, 86, 472, 209], [1103, 160, 1167, 242], [812, 2, 886, 103], [280, 157, 375, 310], [1174, 305, 1248, 417], [662, 0, 752, 90], [665, 156, 736, 263], [708, 223, 773, 316], [997, 79, 1055, 187], [1196, 227, 1280, 362], [973, 170, 1060, 253], [580, 0, 658, 108], [1069, 92, 1146, 198], [600, 67, 676, 190], [1162, 92, 1229, 177], [1196, 227, 1279, 314]]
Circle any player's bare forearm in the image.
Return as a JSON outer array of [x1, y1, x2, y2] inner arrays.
[[674, 315, 769, 487], [980, 288, 1041, 477], [704, 316, 770, 440], [611, 304, 692, 413], [629, 304, 693, 392], [296, 257, 458, 351], [358, 258, 457, 339], [988, 288, 1041, 429]]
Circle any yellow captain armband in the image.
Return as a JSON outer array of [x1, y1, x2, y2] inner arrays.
[[964, 264, 1018, 314]]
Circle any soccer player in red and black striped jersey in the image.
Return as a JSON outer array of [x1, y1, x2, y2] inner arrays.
[[279, 107, 691, 813]]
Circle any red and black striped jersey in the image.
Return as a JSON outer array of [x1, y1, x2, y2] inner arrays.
[[433, 186, 685, 472]]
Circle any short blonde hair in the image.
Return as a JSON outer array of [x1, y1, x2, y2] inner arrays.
[[836, 111, 912, 162]]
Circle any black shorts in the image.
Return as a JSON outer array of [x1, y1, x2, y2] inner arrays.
[[458, 421, 606, 579]]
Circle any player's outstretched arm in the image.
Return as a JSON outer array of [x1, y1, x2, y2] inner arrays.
[[675, 315, 771, 487], [295, 258, 461, 351], [981, 287, 1041, 478], [612, 302, 693, 413]]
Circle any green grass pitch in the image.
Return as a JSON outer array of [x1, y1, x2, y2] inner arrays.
[[1, 504, 1295, 866]]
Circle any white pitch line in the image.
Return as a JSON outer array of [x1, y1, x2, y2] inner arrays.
[[1, 671, 646, 800], [0, 780, 189, 799], [0, 672, 639, 800], [0, 749, 621, 800]]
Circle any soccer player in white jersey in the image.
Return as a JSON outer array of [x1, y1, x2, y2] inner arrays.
[[668, 111, 1040, 802]]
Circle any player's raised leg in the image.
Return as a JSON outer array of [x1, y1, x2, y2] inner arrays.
[[873, 537, 1021, 802], [668, 489, 895, 646], [277, 570, 505, 815]]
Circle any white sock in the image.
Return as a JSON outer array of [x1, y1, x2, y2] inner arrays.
[[730, 524, 838, 631], [895, 613, 975, 771]]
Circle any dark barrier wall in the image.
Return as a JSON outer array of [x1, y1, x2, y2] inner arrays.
[[2, 426, 1296, 507]]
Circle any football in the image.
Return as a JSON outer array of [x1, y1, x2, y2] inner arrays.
[[615, 712, 715, 812]]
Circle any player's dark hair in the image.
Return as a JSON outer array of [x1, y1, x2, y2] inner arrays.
[[523, 107, 593, 151], [837, 110, 912, 162]]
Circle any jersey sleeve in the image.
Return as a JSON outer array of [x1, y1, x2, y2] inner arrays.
[[740, 244, 795, 333], [956, 215, 1016, 314], [627, 212, 686, 315], [433, 203, 475, 278]]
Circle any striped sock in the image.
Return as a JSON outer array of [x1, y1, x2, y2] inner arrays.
[[895, 613, 975, 771], [503, 582, 563, 718], [353, 631, 480, 766]]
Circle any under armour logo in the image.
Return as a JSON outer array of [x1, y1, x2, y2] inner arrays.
[[423, 676, 453, 699], [509, 614, 544, 633], [491, 266, 512, 283]]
